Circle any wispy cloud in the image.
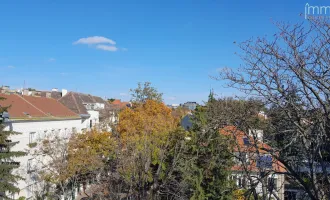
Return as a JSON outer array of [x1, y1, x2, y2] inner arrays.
[[7, 65, 15, 69], [73, 36, 125, 52], [73, 36, 116, 45], [119, 92, 128, 96], [167, 96, 176, 100], [96, 45, 118, 52], [60, 72, 68, 76], [49, 58, 56, 62]]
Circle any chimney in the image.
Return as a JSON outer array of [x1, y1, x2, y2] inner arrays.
[[52, 88, 58, 92], [23, 89, 29, 96], [0, 86, 9, 94], [61, 89, 68, 97]]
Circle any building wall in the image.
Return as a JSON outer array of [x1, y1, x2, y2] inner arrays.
[[231, 172, 285, 200], [81, 110, 100, 130], [4, 119, 82, 199]]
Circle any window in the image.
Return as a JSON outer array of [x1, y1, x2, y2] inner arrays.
[[29, 132, 36, 144], [257, 155, 272, 169], [268, 177, 277, 190], [243, 137, 250, 145], [27, 158, 35, 173], [232, 175, 247, 188], [90, 119, 93, 128]]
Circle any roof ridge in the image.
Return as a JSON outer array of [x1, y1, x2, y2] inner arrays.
[[15, 94, 49, 117], [71, 92, 81, 114], [90, 95, 97, 103], [57, 91, 70, 101]]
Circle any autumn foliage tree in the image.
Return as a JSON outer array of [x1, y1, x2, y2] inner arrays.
[[117, 100, 183, 199], [32, 130, 115, 199]]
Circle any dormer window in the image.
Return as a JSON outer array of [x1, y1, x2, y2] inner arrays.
[[243, 137, 250, 145]]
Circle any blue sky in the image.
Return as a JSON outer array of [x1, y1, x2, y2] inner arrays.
[[0, 0, 321, 104]]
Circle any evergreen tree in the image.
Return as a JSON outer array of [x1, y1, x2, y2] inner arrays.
[[180, 102, 234, 200], [208, 89, 216, 103], [0, 97, 25, 199]]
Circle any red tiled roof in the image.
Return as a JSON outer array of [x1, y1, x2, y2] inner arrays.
[[0, 93, 79, 120], [111, 99, 129, 109], [220, 126, 286, 173]]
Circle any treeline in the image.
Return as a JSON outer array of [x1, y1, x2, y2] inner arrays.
[[1, 17, 330, 200], [29, 83, 238, 200]]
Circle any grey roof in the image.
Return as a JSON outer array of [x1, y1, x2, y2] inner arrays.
[[58, 92, 109, 115]]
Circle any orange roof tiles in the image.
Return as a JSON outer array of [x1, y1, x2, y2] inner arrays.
[[0, 93, 79, 120], [220, 126, 286, 173], [111, 99, 130, 109]]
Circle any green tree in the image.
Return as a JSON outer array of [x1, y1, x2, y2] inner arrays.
[[0, 97, 26, 199], [180, 102, 235, 200], [107, 98, 116, 103], [208, 89, 216, 103], [130, 82, 163, 104]]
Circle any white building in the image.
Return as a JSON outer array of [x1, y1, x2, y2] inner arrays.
[[221, 126, 285, 200], [56, 92, 106, 130], [0, 93, 83, 199]]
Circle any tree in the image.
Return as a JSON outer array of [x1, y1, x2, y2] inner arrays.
[[130, 82, 163, 104], [107, 98, 116, 103], [0, 97, 26, 199], [117, 100, 184, 199], [179, 100, 235, 200], [31, 130, 115, 199], [218, 19, 330, 200]]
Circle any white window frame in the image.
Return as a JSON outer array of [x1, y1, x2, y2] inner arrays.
[[29, 132, 36, 144]]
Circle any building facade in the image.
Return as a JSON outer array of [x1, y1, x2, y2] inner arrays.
[[220, 126, 286, 200], [0, 93, 82, 199]]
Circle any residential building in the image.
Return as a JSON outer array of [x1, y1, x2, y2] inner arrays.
[[0, 93, 82, 199], [110, 99, 131, 109], [220, 126, 286, 200], [167, 104, 180, 109], [182, 101, 198, 111], [57, 92, 108, 131]]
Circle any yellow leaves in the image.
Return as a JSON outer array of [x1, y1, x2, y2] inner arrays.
[[118, 100, 177, 145], [233, 189, 248, 200], [117, 100, 180, 185], [67, 129, 116, 177]]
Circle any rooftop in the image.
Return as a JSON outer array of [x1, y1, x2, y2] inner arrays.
[[58, 92, 110, 115], [0, 93, 80, 121]]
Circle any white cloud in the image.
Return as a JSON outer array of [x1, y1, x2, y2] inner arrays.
[[119, 93, 128, 96], [49, 58, 56, 62], [96, 44, 118, 52], [7, 65, 15, 69], [60, 72, 68, 76], [73, 36, 116, 45], [167, 96, 176, 100], [73, 36, 127, 52]]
